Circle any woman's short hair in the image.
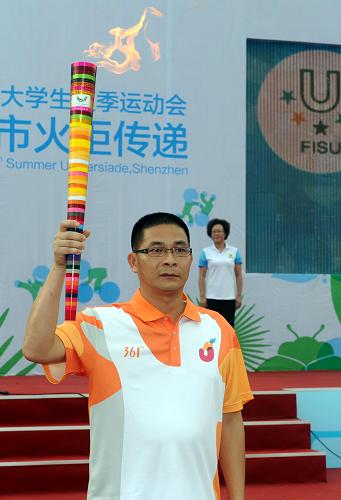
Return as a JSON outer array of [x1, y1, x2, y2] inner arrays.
[[206, 218, 230, 240]]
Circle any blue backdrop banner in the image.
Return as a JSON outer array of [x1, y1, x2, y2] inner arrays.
[[246, 38, 341, 274]]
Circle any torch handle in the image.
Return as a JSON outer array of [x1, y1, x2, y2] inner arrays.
[[65, 61, 97, 321]]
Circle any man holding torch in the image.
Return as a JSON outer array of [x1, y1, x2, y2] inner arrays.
[[23, 211, 252, 500]]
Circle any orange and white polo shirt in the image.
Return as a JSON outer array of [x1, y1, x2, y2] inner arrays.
[[44, 290, 253, 500]]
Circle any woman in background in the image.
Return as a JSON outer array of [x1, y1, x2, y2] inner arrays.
[[198, 218, 243, 327]]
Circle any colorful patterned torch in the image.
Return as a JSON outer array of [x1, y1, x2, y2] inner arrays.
[[65, 62, 97, 320]]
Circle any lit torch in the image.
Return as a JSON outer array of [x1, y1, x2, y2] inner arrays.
[[84, 6, 163, 74], [64, 8, 162, 319], [65, 62, 97, 321]]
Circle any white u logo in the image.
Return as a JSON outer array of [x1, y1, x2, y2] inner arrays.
[[300, 69, 340, 113]]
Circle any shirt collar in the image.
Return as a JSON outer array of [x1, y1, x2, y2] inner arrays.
[[211, 243, 229, 251], [129, 289, 201, 323]]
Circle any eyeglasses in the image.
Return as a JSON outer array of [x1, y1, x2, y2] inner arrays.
[[133, 247, 192, 257]]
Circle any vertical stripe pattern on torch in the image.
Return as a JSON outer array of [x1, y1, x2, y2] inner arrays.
[[65, 61, 97, 320]]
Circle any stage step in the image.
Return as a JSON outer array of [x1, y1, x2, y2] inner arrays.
[[0, 419, 311, 458], [0, 394, 88, 426], [246, 450, 327, 483], [0, 460, 88, 495], [0, 390, 327, 493], [0, 390, 297, 425], [0, 448, 327, 494], [0, 494, 86, 500], [244, 419, 311, 450], [242, 390, 297, 420], [0, 426, 90, 458]]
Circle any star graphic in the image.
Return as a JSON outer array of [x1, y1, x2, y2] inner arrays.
[[280, 90, 296, 105], [335, 114, 341, 124], [313, 120, 328, 135], [291, 112, 305, 125]]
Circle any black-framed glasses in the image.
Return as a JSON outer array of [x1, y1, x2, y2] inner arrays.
[[133, 247, 192, 257]]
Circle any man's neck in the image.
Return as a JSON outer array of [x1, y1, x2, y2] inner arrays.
[[140, 288, 186, 323]]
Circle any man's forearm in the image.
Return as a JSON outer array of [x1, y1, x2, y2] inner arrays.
[[23, 264, 66, 362], [219, 411, 245, 500]]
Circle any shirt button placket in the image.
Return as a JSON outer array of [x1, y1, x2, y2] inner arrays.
[[171, 325, 180, 365]]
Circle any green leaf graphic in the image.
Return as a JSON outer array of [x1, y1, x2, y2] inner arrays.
[[331, 275, 341, 324], [0, 308, 37, 375], [234, 303, 270, 371], [0, 308, 9, 328]]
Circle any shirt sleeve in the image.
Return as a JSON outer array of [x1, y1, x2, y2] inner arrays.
[[221, 341, 253, 413], [44, 307, 123, 408], [43, 309, 94, 384], [198, 249, 208, 268], [215, 313, 253, 412], [234, 248, 242, 265]]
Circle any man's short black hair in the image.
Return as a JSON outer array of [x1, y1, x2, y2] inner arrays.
[[206, 218, 230, 240], [131, 212, 190, 250]]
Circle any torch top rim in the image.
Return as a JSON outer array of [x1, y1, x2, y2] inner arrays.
[[71, 61, 97, 69]]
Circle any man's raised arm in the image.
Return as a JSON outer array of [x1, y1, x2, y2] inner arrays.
[[22, 220, 90, 364]]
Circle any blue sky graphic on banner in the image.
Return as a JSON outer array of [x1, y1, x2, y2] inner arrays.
[[246, 39, 341, 274]]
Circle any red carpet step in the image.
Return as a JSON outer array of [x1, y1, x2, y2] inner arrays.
[[0, 462, 88, 495], [0, 389, 327, 493], [245, 449, 326, 483], [0, 420, 311, 459], [242, 391, 297, 420], [0, 394, 88, 426], [244, 419, 311, 450], [0, 426, 89, 458]]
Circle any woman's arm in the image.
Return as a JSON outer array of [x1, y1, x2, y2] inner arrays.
[[198, 267, 207, 307], [234, 264, 243, 309]]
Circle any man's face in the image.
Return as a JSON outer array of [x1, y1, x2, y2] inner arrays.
[[128, 224, 192, 295]]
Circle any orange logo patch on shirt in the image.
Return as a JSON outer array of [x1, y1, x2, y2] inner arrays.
[[199, 338, 216, 362]]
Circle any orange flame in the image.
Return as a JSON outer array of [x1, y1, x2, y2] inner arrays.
[[84, 6, 163, 74]]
